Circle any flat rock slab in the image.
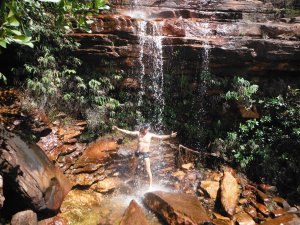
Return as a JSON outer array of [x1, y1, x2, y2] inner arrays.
[[120, 200, 150, 225], [144, 191, 212, 225]]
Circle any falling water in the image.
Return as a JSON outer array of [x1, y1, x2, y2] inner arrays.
[[137, 20, 165, 132]]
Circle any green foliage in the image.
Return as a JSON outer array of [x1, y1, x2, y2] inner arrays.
[[0, 0, 109, 51], [222, 84, 300, 196], [225, 77, 259, 109]]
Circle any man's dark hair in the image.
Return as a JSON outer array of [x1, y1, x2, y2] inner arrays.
[[140, 123, 150, 131]]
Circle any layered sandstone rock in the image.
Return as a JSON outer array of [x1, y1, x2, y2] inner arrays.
[[71, 0, 300, 78]]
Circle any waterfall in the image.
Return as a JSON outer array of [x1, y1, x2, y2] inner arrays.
[[137, 20, 165, 133]]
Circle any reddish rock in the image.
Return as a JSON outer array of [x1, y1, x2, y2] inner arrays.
[[171, 170, 186, 181], [234, 211, 255, 225], [220, 171, 240, 217], [199, 181, 219, 199], [119, 200, 150, 225], [212, 219, 232, 225], [260, 214, 300, 225], [244, 205, 257, 218], [144, 191, 211, 225], [271, 207, 288, 217], [84, 138, 118, 159], [90, 177, 122, 193], [181, 163, 194, 171], [254, 202, 270, 217], [256, 189, 270, 203]]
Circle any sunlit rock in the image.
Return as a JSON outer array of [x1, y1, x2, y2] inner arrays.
[[90, 177, 123, 193], [119, 200, 150, 225], [220, 171, 240, 217], [234, 211, 255, 225], [75, 173, 96, 186], [82, 138, 119, 161], [199, 181, 220, 199], [171, 170, 186, 181], [11, 210, 38, 225], [144, 191, 211, 225], [181, 163, 194, 171], [60, 190, 102, 225]]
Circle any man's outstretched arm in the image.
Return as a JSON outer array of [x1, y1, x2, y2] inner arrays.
[[151, 131, 177, 140], [112, 125, 138, 136]]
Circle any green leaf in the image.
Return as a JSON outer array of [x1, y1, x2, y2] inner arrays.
[[7, 10, 14, 18], [0, 72, 7, 84], [0, 39, 7, 48], [14, 35, 32, 43], [9, 29, 22, 35], [7, 16, 20, 27]]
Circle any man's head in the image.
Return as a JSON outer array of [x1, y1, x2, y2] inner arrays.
[[139, 124, 150, 134]]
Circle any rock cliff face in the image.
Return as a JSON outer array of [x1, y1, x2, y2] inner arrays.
[[71, 0, 300, 78]]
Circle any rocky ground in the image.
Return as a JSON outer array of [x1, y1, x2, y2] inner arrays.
[[1, 89, 300, 225]]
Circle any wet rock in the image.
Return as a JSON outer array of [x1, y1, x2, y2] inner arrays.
[[244, 205, 257, 218], [271, 207, 289, 217], [258, 184, 277, 193], [0, 127, 71, 212], [119, 200, 150, 225], [256, 189, 270, 203], [253, 202, 270, 217], [234, 211, 255, 225], [60, 190, 102, 225], [181, 163, 194, 171], [80, 138, 118, 163], [11, 210, 38, 225], [212, 219, 232, 225], [213, 212, 231, 222], [38, 216, 67, 225], [144, 191, 211, 225], [272, 196, 291, 209], [90, 177, 122, 193], [220, 171, 240, 217], [199, 181, 219, 199], [260, 213, 300, 225], [171, 170, 186, 181]]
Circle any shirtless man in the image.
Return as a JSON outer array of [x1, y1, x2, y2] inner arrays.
[[112, 124, 177, 188]]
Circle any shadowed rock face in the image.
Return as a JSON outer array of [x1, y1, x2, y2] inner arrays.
[[71, 0, 300, 78], [144, 191, 211, 225], [0, 127, 71, 214]]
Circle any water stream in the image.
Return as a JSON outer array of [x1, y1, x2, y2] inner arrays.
[[137, 19, 165, 132]]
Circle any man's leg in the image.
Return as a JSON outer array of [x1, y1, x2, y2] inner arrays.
[[126, 156, 138, 183], [144, 158, 152, 188]]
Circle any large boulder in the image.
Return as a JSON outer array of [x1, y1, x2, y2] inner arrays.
[[220, 172, 240, 217], [119, 200, 150, 225], [144, 191, 212, 225], [0, 127, 72, 212]]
